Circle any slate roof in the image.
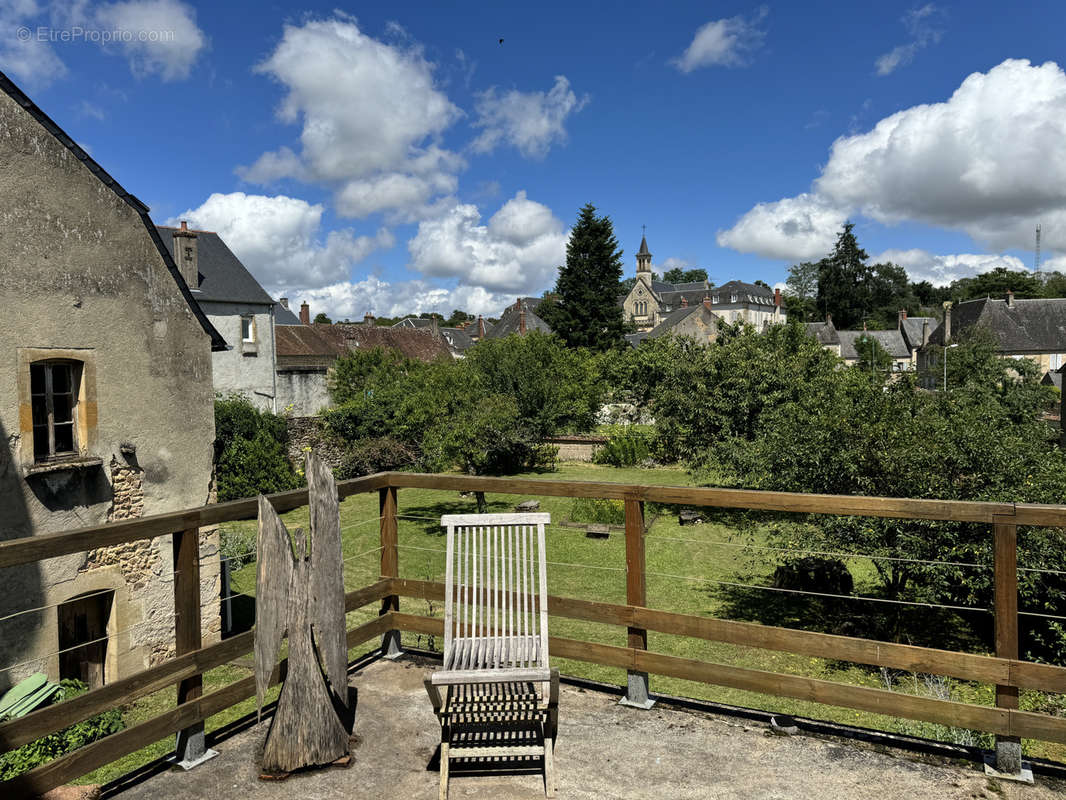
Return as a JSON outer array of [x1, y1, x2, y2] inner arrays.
[[157, 226, 274, 305], [671, 280, 710, 293], [393, 317, 434, 329], [650, 280, 675, 295], [483, 298, 553, 339], [624, 331, 649, 348], [711, 280, 777, 306], [275, 304, 302, 325], [658, 290, 709, 309], [927, 297, 1066, 353], [0, 71, 226, 351], [838, 329, 911, 361], [1042, 369, 1063, 391], [899, 316, 938, 351], [440, 326, 474, 354], [638, 236, 650, 256], [804, 321, 840, 347], [645, 305, 711, 339]]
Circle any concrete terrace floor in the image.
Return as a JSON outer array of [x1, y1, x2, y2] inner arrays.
[[109, 656, 1066, 800]]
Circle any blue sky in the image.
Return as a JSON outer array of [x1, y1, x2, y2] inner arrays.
[[3, 1, 1066, 319]]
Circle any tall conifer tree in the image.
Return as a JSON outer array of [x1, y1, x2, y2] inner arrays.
[[546, 203, 626, 350]]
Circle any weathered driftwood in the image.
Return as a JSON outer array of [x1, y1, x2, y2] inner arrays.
[[255, 452, 353, 774]]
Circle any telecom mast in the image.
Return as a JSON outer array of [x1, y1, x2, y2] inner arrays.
[[1035, 224, 1042, 271]]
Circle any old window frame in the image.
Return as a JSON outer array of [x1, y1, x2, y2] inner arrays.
[[30, 359, 82, 463], [17, 347, 98, 472]]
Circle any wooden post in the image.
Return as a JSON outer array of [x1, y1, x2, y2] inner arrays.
[[379, 486, 402, 658], [172, 527, 216, 768], [993, 519, 1023, 775], [620, 495, 654, 708]]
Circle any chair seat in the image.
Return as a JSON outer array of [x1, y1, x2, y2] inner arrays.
[[431, 666, 552, 686]]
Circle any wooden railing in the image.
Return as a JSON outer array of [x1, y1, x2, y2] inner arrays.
[[2, 471, 1066, 795]]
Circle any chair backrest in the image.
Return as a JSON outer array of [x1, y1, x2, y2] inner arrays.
[[441, 513, 550, 670]]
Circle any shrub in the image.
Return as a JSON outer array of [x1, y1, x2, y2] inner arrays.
[[567, 497, 625, 526], [219, 524, 257, 571], [0, 680, 124, 780], [214, 394, 301, 502], [336, 437, 418, 479], [593, 432, 650, 467]]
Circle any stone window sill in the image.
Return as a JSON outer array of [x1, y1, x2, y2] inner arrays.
[[24, 456, 104, 477]]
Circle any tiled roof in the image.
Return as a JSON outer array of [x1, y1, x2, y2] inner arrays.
[[275, 322, 452, 366], [645, 305, 707, 339]]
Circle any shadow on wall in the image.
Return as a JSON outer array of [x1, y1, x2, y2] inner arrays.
[[0, 418, 44, 694]]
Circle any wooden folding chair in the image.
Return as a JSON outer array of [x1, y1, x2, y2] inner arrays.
[[424, 513, 559, 799]]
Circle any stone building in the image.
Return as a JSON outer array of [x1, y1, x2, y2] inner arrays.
[[483, 298, 553, 339], [0, 72, 223, 690], [620, 235, 785, 331], [626, 300, 720, 347], [157, 224, 282, 412], [918, 293, 1066, 384]]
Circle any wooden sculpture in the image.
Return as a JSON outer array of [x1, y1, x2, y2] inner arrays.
[[255, 452, 354, 775]]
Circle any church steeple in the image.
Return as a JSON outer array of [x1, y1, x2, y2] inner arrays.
[[636, 228, 652, 275]]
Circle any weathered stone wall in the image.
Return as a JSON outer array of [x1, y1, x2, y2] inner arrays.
[[0, 87, 219, 689], [543, 435, 608, 462], [286, 415, 345, 470]]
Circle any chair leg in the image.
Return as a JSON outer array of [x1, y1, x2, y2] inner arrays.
[[543, 733, 556, 798], [439, 740, 450, 800]]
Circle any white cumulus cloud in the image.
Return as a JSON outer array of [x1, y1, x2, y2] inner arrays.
[[716, 193, 848, 261], [873, 249, 1029, 286], [471, 75, 587, 159], [719, 59, 1066, 263], [408, 191, 567, 294], [292, 276, 515, 323], [91, 0, 206, 80], [673, 7, 768, 72], [240, 17, 463, 221], [170, 191, 394, 292]]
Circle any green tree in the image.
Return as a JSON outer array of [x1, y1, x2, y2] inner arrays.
[[854, 333, 893, 372], [313, 312, 332, 324], [214, 395, 301, 501], [816, 224, 912, 329], [547, 203, 627, 351], [950, 267, 1043, 302], [663, 267, 708, 284]]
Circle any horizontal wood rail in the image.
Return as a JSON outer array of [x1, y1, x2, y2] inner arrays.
[[0, 580, 392, 752], [0, 473, 388, 569], [2, 608, 392, 797], [379, 472, 1066, 526], [389, 611, 1066, 745], [388, 579, 1066, 693]]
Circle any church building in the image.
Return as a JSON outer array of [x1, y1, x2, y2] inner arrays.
[[620, 235, 787, 332]]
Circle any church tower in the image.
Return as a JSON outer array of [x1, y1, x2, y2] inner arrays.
[[636, 232, 652, 287]]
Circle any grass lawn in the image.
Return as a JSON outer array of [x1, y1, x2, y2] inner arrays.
[[70, 461, 1066, 785]]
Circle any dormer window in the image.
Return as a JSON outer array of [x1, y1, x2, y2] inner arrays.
[[712, 295, 719, 304], [731, 294, 738, 303]]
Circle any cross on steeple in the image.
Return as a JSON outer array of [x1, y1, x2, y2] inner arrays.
[[642, 224, 646, 237]]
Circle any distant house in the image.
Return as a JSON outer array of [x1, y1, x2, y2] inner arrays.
[[803, 317, 842, 357], [0, 72, 222, 690], [391, 315, 476, 357], [625, 299, 719, 347], [483, 298, 553, 339], [897, 310, 938, 357], [838, 329, 913, 371], [620, 235, 785, 331], [918, 293, 1066, 383], [275, 310, 453, 415], [157, 224, 282, 412]]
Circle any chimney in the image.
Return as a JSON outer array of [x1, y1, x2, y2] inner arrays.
[[477, 315, 486, 339], [774, 287, 782, 308], [519, 303, 527, 335], [922, 319, 930, 347], [898, 309, 907, 326], [703, 295, 711, 311], [363, 312, 375, 326], [279, 297, 289, 310], [431, 316, 439, 336], [300, 301, 311, 325], [942, 301, 952, 344], [680, 296, 688, 308], [172, 221, 199, 289], [1006, 289, 1015, 308], [826, 312, 832, 326]]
